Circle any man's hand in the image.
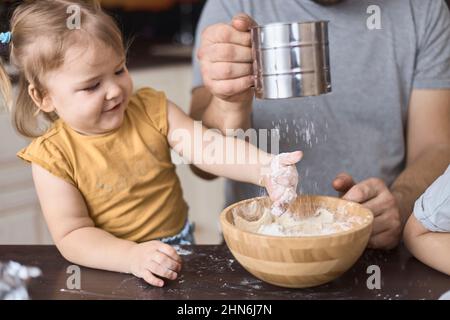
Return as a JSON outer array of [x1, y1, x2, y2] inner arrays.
[[332, 173, 402, 250], [197, 13, 257, 104]]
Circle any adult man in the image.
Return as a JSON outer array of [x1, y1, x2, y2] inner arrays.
[[190, 0, 450, 249]]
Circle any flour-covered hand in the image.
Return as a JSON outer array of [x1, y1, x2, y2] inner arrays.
[[262, 151, 303, 216]]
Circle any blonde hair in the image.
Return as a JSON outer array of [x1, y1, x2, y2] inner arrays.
[[0, 0, 128, 138]]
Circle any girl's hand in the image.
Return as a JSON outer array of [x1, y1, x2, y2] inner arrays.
[[128, 240, 182, 287], [262, 151, 303, 216]]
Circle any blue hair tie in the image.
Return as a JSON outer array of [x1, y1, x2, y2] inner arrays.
[[0, 32, 12, 44]]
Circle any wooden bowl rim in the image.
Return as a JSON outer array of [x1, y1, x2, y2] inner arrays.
[[220, 195, 374, 240]]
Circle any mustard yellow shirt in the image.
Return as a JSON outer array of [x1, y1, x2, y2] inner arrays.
[[17, 87, 188, 242]]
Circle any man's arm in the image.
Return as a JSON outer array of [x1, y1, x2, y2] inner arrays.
[[191, 14, 256, 132], [189, 14, 258, 179], [191, 87, 253, 133], [333, 88, 450, 249], [391, 88, 450, 224]]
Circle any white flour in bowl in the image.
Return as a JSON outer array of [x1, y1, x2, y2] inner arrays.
[[232, 200, 369, 237], [258, 207, 354, 237]]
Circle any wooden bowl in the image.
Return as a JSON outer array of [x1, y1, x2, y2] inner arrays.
[[220, 195, 373, 288]]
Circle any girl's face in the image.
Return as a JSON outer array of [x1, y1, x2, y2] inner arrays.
[[42, 43, 133, 135]]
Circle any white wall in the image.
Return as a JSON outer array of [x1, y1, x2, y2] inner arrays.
[[0, 113, 53, 244]]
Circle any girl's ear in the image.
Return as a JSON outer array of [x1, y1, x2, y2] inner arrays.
[[28, 84, 55, 113]]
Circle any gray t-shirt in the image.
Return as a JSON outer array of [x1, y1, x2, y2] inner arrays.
[[192, 0, 450, 207]]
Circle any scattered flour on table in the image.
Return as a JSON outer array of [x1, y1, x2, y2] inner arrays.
[[173, 245, 192, 256]]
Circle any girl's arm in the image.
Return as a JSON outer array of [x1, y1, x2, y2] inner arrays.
[[403, 214, 450, 276], [31, 164, 181, 286], [168, 100, 297, 187]]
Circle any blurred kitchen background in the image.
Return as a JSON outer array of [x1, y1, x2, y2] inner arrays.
[[0, 0, 225, 245]]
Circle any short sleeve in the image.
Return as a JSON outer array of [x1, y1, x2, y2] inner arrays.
[[133, 87, 168, 136], [191, 0, 237, 90], [413, 165, 450, 232], [413, 0, 450, 89], [17, 138, 75, 186]]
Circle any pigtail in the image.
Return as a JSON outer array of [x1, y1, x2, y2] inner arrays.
[[0, 54, 12, 112]]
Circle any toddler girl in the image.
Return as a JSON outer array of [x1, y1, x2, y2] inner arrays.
[[0, 0, 301, 287]]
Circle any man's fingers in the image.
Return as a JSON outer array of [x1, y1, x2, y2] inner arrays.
[[368, 231, 400, 250], [200, 43, 253, 63], [231, 13, 258, 32], [368, 208, 402, 249], [342, 178, 385, 203], [343, 185, 373, 203], [205, 76, 254, 98], [208, 62, 253, 80], [371, 212, 392, 235], [362, 190, 396, 217], [332, 172, 355, 194], [278, 151, 303, 165], [202, 23, 251, 46]]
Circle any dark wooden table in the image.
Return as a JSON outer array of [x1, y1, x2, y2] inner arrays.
[[0, 244, 449, 300]]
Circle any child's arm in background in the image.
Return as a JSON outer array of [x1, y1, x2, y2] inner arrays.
[[403, 215, 450, 275], [167, 101, 302, 192], [32, 164, 181, 287]]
